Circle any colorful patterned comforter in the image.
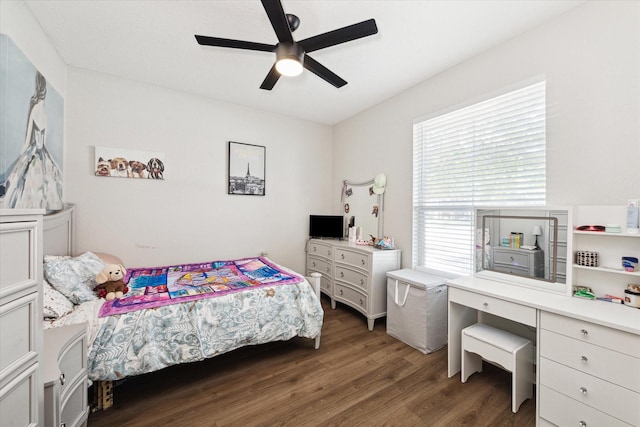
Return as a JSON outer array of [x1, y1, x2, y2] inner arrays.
[[46, 260, 324, 381], [100, 257, 305, 316]]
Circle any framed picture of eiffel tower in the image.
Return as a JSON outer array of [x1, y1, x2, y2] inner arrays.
[[228, 141, 265, 196]]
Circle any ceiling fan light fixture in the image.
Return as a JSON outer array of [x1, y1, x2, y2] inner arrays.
[[276, 58, 303, 76], [275, 43, 304, 77]]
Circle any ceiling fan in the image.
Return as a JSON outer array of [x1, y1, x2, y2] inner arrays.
[[194, 0, 378, 90]]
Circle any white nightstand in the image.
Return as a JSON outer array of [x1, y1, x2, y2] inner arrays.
[[43, 323, 89, 427]]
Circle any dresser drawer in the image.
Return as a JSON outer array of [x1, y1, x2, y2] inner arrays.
[[60, 374, 89, 427], [448, 287, 536, 327], [308, 241, 332, 261], [318, 275, 332, 294], [0, 293, 38, 374], [334, 283, 367, 313], [335, 266, 368, 291], [540, 386, 632, 427], [540, 329, 640, 392], [307, 256, 332, 277], [0, 362, 39, 426], [492, 264, 529, 277], [0, 221, 38, 297], [540, 357, 640, 425], [492, 249, 530, 267], [540, 311, 640, 358], [59, 335, 86, 397], [335, 248, 369, 271]]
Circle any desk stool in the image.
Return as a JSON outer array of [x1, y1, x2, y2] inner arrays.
[[461, 323, 533, 413]]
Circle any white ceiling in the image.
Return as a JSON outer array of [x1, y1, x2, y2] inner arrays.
[[25, 0, 584, 125]]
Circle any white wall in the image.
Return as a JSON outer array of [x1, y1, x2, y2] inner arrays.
[[332, 1, 640, 269], [3, 1, 333, 274], [65, 68, 332, 272], [0, 1, 67, 96]]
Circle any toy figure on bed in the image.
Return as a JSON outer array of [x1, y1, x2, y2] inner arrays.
[[94, 264, 129, 300]]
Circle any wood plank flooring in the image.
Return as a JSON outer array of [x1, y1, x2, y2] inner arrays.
[[88, 296, 536, 426]]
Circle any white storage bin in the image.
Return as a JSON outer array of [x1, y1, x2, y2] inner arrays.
[[386, 269, 448, 354]]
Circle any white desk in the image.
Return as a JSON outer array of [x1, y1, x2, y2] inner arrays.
[[447, 275, 640, 426]]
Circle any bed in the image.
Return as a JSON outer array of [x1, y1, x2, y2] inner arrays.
[[41, 206, 324, 409]]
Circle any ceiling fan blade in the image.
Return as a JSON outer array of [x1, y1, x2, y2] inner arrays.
[[261, 0, 294, 43], [299, 19, 378, 53], [303, 55, 347, 88], [195, 35, 274, 52], [260, 64, 281, 90]]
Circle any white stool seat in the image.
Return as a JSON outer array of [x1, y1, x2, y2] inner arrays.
[[461, 323, 533, 413]]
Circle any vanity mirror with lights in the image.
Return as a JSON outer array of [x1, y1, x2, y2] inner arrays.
[[475, 208, 569, 291]]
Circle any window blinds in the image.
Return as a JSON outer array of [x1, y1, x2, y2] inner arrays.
[[412, 81, 546, 275]]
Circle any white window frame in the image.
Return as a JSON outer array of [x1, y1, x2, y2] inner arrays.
[[412, 79, 546, 276]]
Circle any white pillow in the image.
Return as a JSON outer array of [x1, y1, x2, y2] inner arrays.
[[42, 279, 74, 319], [44, 252, 105, 304]]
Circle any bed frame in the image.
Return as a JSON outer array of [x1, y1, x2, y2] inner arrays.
[[42, 205, 322, 411]]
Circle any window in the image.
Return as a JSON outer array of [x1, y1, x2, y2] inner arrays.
[[412, 81, 546, 275]]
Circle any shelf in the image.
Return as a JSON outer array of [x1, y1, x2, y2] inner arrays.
[[574, 230, 640, 238], [573, 264, 640, 277]]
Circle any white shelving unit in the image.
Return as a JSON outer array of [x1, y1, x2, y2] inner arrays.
[[573, 206, 640, 297]]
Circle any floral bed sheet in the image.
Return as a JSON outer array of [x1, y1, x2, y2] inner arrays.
[[47, 279, 323, 381]]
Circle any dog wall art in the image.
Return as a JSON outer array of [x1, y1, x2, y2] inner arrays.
[[95, 146, 165, 180]]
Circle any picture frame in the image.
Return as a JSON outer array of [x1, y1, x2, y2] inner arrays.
[[228, 141, 265, 196], [95, 146, 165, 179]]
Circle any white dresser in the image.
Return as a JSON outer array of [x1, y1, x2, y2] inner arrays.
[[43, 323, 89, 427], [306, 239, 401, 330], [491, 247, 544, 278], [0, 209, 44, 427], [539, 312, 639, 426]]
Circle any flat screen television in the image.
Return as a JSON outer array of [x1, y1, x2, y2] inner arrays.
[[309, 215, 344, 239]]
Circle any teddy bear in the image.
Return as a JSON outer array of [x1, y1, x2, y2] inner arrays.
[[94, 264, 128, 300]]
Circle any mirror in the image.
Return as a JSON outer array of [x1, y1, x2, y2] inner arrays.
[[476, 209, 567, 284], [342, 177, 384, 239]]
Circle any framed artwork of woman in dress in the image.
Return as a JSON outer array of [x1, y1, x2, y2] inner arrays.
[[0, 34, 64, 210]]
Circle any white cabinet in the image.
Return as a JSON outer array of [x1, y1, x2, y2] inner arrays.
[[306, 239, 401, 330], [44, 323, 89, 427], [0, 209, 44, 427], [539, 311, 640, 426]]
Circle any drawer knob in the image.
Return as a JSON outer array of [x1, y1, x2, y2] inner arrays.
[[579, 421, 587, 427], [341, 254, 345, 259], [312, 262, 316, 267], [327, 250, 331, 256], [360, 278, 364, 285], [313, 247, 317, 252], [482, 302, 488, 307], [580, 355, 588, 363], [509, 256, 514, 262], [59, 373, 65, 386], [579, 386, 588, 395], [340, 271, 344, 278], [339, 289, 344, 296], [359, 298, 363, 305], [326, 267, 330, 273], [361, 259, 365, 265], [580, 329, 588, 336]]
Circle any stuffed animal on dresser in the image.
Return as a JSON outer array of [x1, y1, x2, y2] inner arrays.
[[94, 264, 128, 300]]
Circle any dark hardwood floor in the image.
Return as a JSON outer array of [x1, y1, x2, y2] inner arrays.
[[88, 296, 536, 426]]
